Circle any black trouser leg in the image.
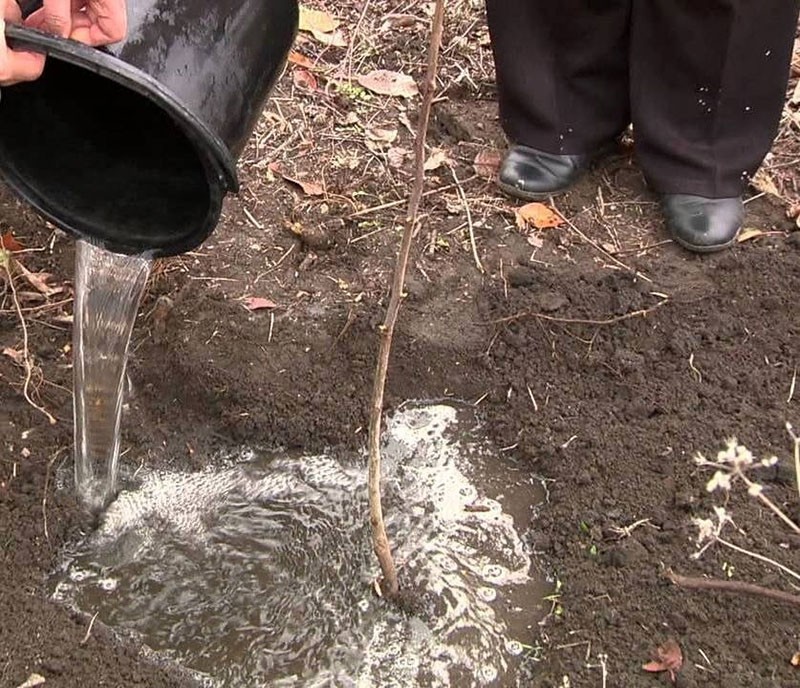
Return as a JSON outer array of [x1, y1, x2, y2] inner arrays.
[[486, 0, 632, 155], [630, 0, 800, 197]]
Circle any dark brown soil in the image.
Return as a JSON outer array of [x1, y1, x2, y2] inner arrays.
[[3, 6, 800, 687]]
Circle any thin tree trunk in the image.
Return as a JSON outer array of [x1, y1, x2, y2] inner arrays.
[[667, 569, 800, 608], [367, 0, 446, 599]]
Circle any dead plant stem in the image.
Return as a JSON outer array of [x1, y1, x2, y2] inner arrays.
[[714, 535, 800, 583], [366, 0, 446, 599], [0, 252, 57, 425], [489, 299, 669, 327], [667, 569, 800, 608], [348, 176, 478, 219], [450, 167, 484, 273], [738, 471, 800, 535]]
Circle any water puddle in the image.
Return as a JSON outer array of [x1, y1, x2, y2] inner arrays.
[[53, 404, 547, 686], [72, 239, 151, 512]]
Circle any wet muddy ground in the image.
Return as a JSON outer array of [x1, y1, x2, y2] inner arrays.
[[3, 4, 800, 687]]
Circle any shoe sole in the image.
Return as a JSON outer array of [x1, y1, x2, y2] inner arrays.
[[669, 228, 741, 254], [495, 144, 620, 203], [496, 179, 568, 202]]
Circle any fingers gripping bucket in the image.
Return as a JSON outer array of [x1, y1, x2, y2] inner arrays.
[[0, 0, 298, 257]]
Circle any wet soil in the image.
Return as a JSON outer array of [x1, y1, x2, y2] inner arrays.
[[3, 6, 800, 687]]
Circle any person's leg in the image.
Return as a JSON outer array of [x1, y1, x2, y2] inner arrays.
[[631, 0, 799, 251], [487, 0, 632, 198]]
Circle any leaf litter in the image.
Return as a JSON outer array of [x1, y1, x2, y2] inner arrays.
[[642, 638, 683, 683]]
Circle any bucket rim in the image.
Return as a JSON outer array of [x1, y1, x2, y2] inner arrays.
[[4, 24, 240, 193]]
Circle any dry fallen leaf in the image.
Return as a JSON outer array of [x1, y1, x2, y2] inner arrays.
[[366, 127, 398, 144], [292, 68, 318, 90], [0, 231, 23, 252], [243, 297, 278, 311], [737, 227, 768, 243], [267, 162, 324, 196], [356, 70, 418, 98], [423, 148, 450, 172], [14, 261, 67, 296], [380, 14, 421, 31], [15, 673, 45, 688], [288, 50, 315, 68], [387, 146, 411, 169], [310, 28, 347, 47], [642, 639, 683, 684], [2, 347, 25, 365], [791, 651, 800, 667], [298, 6, 338, 34], [473, 149, 503, 179], [515, 202, 564, 230], [750, 169, 780, 197]]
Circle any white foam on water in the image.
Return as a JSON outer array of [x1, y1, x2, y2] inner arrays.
[[53, 404, 544, 687]]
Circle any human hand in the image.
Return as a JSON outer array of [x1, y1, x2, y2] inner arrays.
[[0, 1, 45, 85], [25, 0, 127, 46]]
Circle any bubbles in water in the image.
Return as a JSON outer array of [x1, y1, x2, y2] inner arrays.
[[52, 405, 546, 687], [505, 640, 524, 656]]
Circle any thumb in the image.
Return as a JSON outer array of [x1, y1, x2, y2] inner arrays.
[[0, 15, 46, 85]]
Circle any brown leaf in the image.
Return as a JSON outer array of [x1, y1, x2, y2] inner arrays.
[[2, 347, 25, 365], [0, 231, 23, 252], [642, 639, 683, 683], [298, 6, 339, 34], [243, 297, 278, 311], [387, 146, 411, 169], [380, 14, 422, 31], [356, 70, 418, 98], [750, 169, 780, 197], [292, 68, 318, 91], [423, 148, 450, 172], [267, 162, 325, 196], [737, 227, 767, 243], [515, 202, 564, 230], [288, 50, 315, 68], [15, 262, 66, 296], [366, 127, 398, 144], [473, 149, 503, 179], [310, 28, 347, 47]]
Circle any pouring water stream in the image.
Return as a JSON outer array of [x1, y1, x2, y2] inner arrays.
[[72, 239, 151, 512]]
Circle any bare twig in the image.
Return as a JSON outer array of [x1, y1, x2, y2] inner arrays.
[[449, 167, 484, 273], [667, 569, 800, 608], [367, 0, 446, 600], [739, 471, 800, 535], [80, 612, 99, 645], [0, 251, 57, 425], [703, 534, 800, 583], [348, 177, 478, 219], [488, 299, 669, 327], [550, 199, 652, 283]]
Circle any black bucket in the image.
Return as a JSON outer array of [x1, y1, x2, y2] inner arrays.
[[0, 0, 298, 257]]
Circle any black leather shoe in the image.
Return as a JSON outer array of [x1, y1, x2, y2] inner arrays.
[[497, 144, 604, 200], [662, 194, 743, 253]]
